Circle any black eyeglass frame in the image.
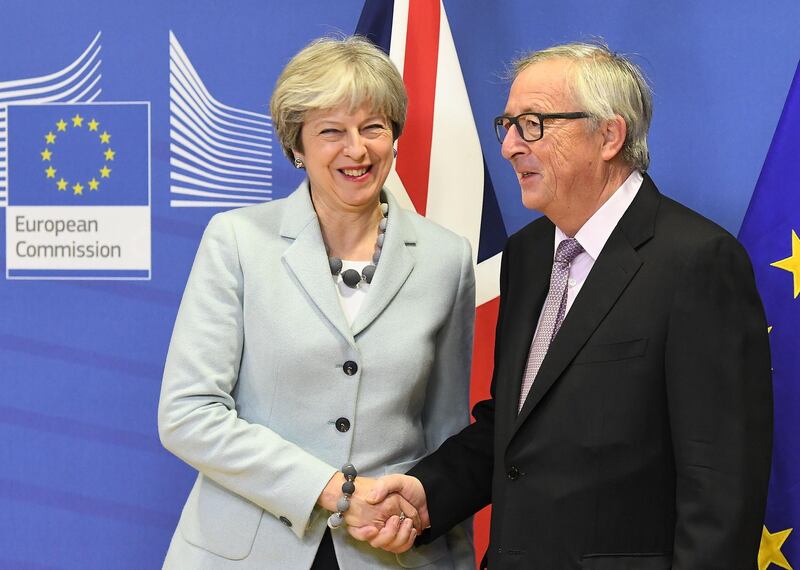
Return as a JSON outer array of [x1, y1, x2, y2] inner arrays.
[[493, 112, 590, 143]]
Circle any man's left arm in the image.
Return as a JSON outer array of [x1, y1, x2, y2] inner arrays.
[[666, 233, 772, 569]]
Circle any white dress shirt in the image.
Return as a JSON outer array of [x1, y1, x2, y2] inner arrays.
[[533, 170, 643, 335]]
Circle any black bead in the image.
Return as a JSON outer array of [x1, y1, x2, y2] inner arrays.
[[361, 265, 376, 284], [342, 480, 356, 495], [342, 463, 358, 479], [341, 269, 362, 288], [329, 256, 343, 275]]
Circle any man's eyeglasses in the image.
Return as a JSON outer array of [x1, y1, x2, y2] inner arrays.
[[493, 112, 590, 143]]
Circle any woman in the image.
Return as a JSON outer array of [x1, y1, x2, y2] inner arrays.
[[159, 36, 475, 569]]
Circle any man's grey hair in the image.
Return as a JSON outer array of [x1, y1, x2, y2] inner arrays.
[[513, 41, 653, 171]]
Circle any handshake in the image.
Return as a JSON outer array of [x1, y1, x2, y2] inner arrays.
[[318, 473, 428, 554]]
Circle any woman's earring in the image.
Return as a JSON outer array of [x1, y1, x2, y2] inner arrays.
[[393, 147, 398, 158], [294, 156, 305, 169]]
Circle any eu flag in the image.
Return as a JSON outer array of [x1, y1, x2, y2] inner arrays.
[[739, 61, 800, 569], [7, 103, 149, 207]]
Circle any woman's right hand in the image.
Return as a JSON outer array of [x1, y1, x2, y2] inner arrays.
[[317, 473, 422, 532]]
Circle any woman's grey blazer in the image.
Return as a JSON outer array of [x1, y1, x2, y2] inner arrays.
[[158, 183, 476, 569]]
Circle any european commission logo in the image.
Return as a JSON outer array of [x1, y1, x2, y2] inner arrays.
[[39, 113, 116, 198], [1, 33, 151, 280], [9, 103, 149, 207], [168, 31, 274, 208]]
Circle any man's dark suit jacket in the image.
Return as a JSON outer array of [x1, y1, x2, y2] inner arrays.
[[410, 174, 773, 569]]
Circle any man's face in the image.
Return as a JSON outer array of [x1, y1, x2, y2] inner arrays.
[[500, 58, 605, 220]]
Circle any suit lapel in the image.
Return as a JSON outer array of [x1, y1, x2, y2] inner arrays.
[[511, 176, 660, 437], [497, 220, 553, 428], [280, 182, 356, 349], [351, 190, 416, 336]]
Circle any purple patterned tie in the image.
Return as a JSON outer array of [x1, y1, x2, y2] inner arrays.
[[519, 238, 584, 411]]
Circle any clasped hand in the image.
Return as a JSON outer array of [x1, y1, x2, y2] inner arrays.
[[319, 472, 428, 553], [347, 474, 429, 554]]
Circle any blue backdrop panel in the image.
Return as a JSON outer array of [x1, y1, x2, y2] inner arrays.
[[0, 1, 798, 568]]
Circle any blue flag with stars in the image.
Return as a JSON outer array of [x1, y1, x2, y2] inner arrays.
[[7, 103, 148, 206], [738, 61, 800, 569]]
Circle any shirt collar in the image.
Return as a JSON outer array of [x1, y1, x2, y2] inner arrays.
[[554, 170, 644, 260]]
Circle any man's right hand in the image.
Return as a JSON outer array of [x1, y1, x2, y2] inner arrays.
[[347, 474, 429, 553]]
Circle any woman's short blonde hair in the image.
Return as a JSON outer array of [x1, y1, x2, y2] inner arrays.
[[513, 41, 653, 171], [270, 36, 408, 163]]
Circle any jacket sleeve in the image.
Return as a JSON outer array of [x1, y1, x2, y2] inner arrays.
[[157, 213, 337, 539], [416, 236, 477, 567], [420, 236, 475, 453], [409, 237, 513, 542], [666, 233, 772, 569]]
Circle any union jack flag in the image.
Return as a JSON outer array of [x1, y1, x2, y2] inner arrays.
[[356, 1, 508, 562]]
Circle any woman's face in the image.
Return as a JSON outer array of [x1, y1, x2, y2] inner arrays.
[[296, 103, 394, 213]]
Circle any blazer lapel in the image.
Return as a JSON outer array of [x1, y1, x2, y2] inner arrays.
[[496, 220, 553, 430], [280, 182, 356, 349], [351, 190, 415, 336], [512, 176, 660, 436]]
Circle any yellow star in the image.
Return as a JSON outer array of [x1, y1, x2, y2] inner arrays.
[[88, 178, 100, 191], [99, 131, 111, 144], [71, 114, 84, 127], [759, 525, 793, 570], [40, 148, 52, 161], [56, 178, 68, 191], [104, 148, 116, 161], [56, 119, 67, 132], [88, 118, 99, 131], [45, 166, 56, 178], [100, 165, 111, 178], [45, 132, 56, 144], [72, 183, 84, 196], [768, 326, 773, 334], [771, 229, 800, 299]]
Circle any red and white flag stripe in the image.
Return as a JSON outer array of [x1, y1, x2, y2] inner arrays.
[[365, 1, 505, 563], [385, 0, 502, 307]]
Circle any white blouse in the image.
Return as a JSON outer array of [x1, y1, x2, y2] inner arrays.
[[334, 260, 371, 326]]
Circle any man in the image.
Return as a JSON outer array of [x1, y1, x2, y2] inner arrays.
[[356, 42, 773, 569]]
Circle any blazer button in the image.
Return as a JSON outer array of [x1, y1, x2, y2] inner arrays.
[[279, 516, 292, 527], [343, 361, 358, 376], [335, 417, 351, 432], [507, 466, 521, 480]]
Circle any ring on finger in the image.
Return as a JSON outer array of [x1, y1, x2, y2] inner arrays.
[[398, 511, 406, 522]]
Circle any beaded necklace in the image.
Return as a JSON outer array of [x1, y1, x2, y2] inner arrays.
[[327, 199, 388, 289]]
